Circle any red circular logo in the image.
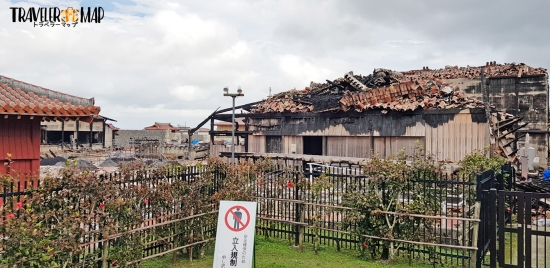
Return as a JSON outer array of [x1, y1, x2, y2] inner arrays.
[[224, 205, 250, 232]]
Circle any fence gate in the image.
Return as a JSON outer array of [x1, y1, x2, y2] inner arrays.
[[497, 191, 550, 268]]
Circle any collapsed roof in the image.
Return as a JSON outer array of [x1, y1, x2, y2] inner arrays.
[[252, 62, 547, 114], [249, 62, 547, 167]]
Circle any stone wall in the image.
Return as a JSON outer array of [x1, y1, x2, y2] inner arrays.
[[113, 130, 168, 148]]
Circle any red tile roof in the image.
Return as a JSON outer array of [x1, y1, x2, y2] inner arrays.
[[107, 123, 120, 131], [144, 122, 179, 131], [0, 75, 100, 120]]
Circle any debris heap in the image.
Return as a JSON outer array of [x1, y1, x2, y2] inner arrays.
[[491, 111, 529, 164], [338, 79, 483, 113], [251, 62, 546, 114], [253, 95, 314, 113], [402, 62, 547, 81]]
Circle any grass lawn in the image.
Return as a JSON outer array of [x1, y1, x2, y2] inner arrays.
[[142, 235, 434, 268]]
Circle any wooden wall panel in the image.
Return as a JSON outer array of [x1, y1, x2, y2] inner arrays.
[[326, 137, 347, 157], [425, 113, 488, 162], [346, 137, 372, 158], [247, 135, 265, 153], [373, 137, 424, 158], [0, 116, 41, 176], [282, 136, 303, 154], [327, 136, 372, 158]]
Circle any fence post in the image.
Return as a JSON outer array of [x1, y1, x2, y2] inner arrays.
[[173, 219, 179, 262], [496, 173, 504, 191], [501, 163, 514, 191], [101, 238, 109, 268], [475, 172, 484, 202], [469, 202, 481, 268], [294, 166, 300, 247], [298, 203, 305, 252], [488, 188, 497, 268], [189, 210, 194, 263]]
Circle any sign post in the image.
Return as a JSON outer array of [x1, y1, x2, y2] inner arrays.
[[213, 201, 257, 268]]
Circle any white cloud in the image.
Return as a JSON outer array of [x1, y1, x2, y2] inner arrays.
[[277, 54, 334, 87], [19, 29, 35, 38], [170, 85, 210, 101], [0, 0, 546, 129]]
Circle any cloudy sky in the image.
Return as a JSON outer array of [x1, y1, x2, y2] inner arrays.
[[1, 0, 548, 129]]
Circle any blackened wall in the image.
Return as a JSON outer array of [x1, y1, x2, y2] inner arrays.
[[450, 74, 548, 166]]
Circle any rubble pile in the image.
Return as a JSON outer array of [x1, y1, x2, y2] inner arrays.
[[40, 156, 67, 166], [99, 159, 118, 167], [339, 79, 484, 112], [252, 88, 341, 113], [401, 62, 547, 81], [253, 98, 314, 113], [490, 111, 530, 167], [110, 157, 137, 163], [252, 62, 547, 114]]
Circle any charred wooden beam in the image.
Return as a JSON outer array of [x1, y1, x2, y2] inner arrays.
[[497, 122, 529, 140], [507, 148, 519, 157], [214, 113, 284, 121], [216, 101, 262, 114], [211, 130, 253, 136], [189, 106, 220, 134], [502, 134, 526, 148], [496, 117, 523, 130], [325, 80, 345, 90]]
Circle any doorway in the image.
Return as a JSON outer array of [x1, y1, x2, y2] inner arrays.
[[303, 136, 322, 155]]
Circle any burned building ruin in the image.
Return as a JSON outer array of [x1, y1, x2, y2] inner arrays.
[[199, 62, 548, 167]]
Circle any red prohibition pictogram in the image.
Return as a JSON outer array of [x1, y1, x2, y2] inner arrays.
[[224, 205, 250, 232]]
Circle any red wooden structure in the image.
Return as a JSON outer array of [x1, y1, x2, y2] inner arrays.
[[0, 75, 101, 177], [0, 116, 41, 176]]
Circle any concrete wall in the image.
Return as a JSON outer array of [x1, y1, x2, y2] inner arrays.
[[114, 130, 210, 148], [449, 75, 548, 165], [114, 130, 168, 147], [105, 127, 113, 147]]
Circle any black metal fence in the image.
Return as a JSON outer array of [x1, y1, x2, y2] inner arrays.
[[478, 175, 550, 268], [1, 158, 522, 267], [476, 163, 516, 267], [246, 156, 506, 267]]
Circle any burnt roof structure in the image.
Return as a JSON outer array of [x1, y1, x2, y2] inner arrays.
[[198, 62, 548, 169], [252, 62, 546, 115]]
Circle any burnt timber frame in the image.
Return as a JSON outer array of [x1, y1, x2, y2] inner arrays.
[[188, 101, 262, 151]]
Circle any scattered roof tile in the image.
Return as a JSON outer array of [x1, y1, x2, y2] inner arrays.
[[251, 62, 547, 114]]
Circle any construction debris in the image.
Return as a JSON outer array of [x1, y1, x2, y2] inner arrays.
[[402, 62, 547, 81], [252, 62, 547, 114], [491, 111, 529, 165], [40, 156, 67, 166], [253, 98, 314, 113], [99, 159, 118, 167], [338, 79, 483, 112], [110, 157, 137, 163]]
